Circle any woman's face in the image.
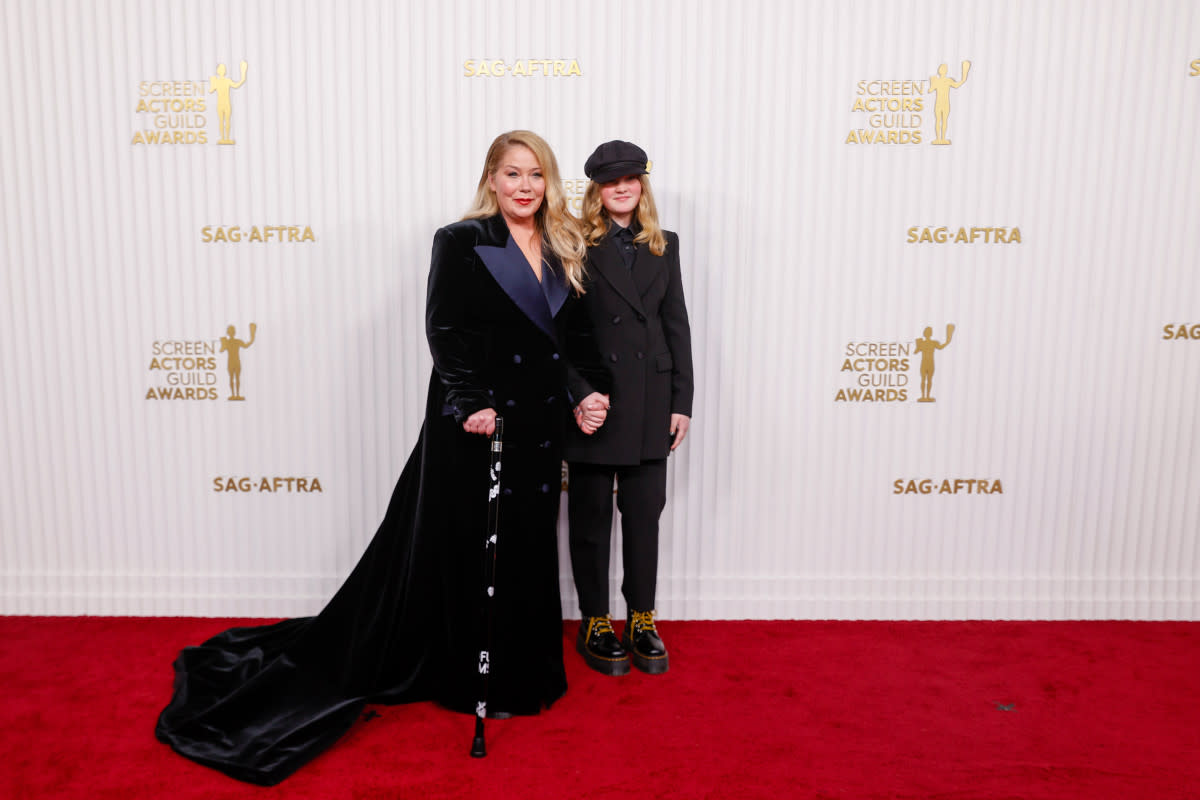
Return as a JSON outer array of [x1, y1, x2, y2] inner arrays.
[[488, 145, 545, 225], [598, 175, 642, 227]]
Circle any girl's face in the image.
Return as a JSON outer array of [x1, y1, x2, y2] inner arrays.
[[598, 175, 642, 227], [488, 145, 545, 225]]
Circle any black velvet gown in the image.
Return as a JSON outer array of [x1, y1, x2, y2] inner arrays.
[[155, 215, 608, 785]]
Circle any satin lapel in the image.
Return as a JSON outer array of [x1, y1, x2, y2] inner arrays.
[[474, 234, 557, 342], [592, 237, 646, 315], [542, 251, 569, 320]]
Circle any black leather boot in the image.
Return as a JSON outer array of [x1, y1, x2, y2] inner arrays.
[[623, 610, 669, 674], [576, 615, 630, 676]]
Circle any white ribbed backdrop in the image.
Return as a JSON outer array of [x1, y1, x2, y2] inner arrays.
[[2, 0, 1199, 619]]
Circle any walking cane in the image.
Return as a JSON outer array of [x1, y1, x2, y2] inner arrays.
[[470, 416, 503, 758]]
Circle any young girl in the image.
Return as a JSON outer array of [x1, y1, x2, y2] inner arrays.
[[565, 140, 694, 675]]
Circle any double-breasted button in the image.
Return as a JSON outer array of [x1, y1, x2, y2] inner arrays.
[[503, 488, 513, 496], [540, 483, 551, 493], [611, 315, 621, 324], [551, 353, 560, 361], [609, 353, 618, 362], [505, 399, 516, 407], [636, 313, 646, 322], [636, 352, 644, 360], [545, 395, 556, 404], [513, 354, 522, 364], [540, 440, 552, 449]]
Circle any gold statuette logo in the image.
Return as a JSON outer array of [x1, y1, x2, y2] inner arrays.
[[915, 324, 954, 403], [928, 61, 970, 145], [210, 60, 249, 144], [220, 323, 256, 401]]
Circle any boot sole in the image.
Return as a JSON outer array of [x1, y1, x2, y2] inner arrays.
[[576, 638, 631, 676], [623, 638, 669, 674]]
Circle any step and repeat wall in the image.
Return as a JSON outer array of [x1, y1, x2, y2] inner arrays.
[[2, 0, 1198, 619]]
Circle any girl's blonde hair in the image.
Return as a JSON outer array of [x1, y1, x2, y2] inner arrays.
[[580, 174, 667, 256]]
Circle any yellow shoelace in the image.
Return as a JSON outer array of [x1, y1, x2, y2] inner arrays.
[[630, 610, 658, 634]]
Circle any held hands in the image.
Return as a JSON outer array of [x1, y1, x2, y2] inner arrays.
[[669, 413, 691, 451], [463, 407, 498, 436], [574, 393, 610, 435]]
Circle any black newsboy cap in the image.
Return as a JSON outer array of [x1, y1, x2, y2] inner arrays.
[[584, 140, 650, 183]]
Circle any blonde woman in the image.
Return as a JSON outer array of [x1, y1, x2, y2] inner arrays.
[[565, 141, 694, 675], [157, 131, 610, 784]]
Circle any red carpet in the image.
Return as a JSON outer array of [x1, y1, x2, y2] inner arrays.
[[1, 617, 1197, 799]]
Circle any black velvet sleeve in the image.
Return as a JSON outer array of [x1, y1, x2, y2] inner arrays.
[[425, 226, 494, 422]]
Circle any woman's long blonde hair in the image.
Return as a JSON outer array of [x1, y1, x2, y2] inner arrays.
[[464, 130, 587, 293], [580, 174, 667, 256]]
